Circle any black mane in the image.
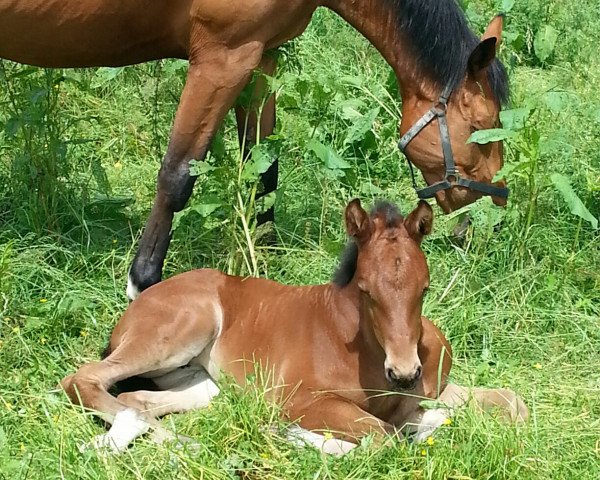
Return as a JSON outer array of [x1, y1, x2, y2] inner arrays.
[[385, 0, 509, 104], [333, 201, 404, 287]]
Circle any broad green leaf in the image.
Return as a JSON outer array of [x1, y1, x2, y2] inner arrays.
[[242, 144, 275, 181], [534, 25, 558, 63], [344, 107, 380, 145], [550, 173, 598, 229], [544, 91, 577, 114], [91, 67, 124, 88], [500, 107, 532, 131], [307, 139, 351, 170], [467, 128, 515, 144], [189, 159, 216, 176], [501, 0, 516, 13], [171, 197, 222, 232]]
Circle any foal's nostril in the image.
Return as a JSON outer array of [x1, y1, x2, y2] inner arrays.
[[385, 368, 396, 382], [414, 365, 422, 380]]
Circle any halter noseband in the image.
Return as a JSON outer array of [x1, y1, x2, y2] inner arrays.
[[397, 83, 509, 200]]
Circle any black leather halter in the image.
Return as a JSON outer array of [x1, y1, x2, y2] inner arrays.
[[398, 83, 509, 200]]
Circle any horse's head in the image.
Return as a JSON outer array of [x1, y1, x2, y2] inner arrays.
[[400, 15, 508, 213], [344, 199, 432, 390]]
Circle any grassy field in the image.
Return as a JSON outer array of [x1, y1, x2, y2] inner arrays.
[[1, 0, 599, 478]]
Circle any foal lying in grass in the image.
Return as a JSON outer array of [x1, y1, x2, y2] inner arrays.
[[61, 199, 527, 454]]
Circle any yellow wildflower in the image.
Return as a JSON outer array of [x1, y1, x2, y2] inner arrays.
[[80, 330, 88, 338], [114, 161, 123, 170], [112, 239, 118, 244], [40, 337, 47, 345], [12, 326, 20, 334], [443, 418, 452, 426], [420, 449, 427, 456], [40, 298, 48, 303], [533, 363, 542, 370], [426, 436, 435, 446], [20, 443, 26, 452], [323, 431, 334, 440]]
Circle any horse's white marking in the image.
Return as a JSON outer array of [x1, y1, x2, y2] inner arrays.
[[213, 300, 223, 338], [285, 425, 357, 456], [90, 408, 150, 453], [126, 275, 140, 301], [134, 366, 220, 415], [413, 408, 451, 442]]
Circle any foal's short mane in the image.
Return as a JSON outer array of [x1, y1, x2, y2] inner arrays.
[[385, 0, 509, 104], [333, 201, 404, 287]]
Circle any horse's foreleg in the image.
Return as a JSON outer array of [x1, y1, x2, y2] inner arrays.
[[291, 396, 394, 455], [127, 43, 265, 300], [234, 53, 278, 226]]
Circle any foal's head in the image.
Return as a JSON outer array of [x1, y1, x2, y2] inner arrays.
[[400, 15, 508, 212], [339, 199, 433, 390]]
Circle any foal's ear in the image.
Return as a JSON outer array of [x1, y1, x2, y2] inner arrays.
[[404, 201, 433, 244], [345, 199, 371, 244]]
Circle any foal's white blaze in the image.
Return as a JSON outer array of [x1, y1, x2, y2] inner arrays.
[[126, 275, 140, 301], [91, 408, 150, 453]]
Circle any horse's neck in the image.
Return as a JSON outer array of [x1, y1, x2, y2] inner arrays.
[[321, 0, 437, 100], [325, 283, 384, 354]]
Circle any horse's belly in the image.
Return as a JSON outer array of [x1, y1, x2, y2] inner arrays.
[[0, 0, 187, 67]]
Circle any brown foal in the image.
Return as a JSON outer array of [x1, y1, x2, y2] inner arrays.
[[61, 199, 527, 454], [0, 1, 511, 298]]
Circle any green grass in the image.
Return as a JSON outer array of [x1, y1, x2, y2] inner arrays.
[[1, 1, 600, 478]]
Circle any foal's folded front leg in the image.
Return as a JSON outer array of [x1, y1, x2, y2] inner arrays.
[[290, 395, 395, 456]]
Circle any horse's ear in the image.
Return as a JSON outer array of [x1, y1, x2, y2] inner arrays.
[[482, 14, 503, 46], [404, 201, 433, 244], [467, 37, 497, 78], [468, 15, 503, 78], [345, 199, 371, 244]]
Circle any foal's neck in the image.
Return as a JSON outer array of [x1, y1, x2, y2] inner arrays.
[[321, 0, 438, 100], [326, 282, 385, 353]]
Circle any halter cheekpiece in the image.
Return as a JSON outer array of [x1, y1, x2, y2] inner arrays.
[[397, 82, 509, 200]]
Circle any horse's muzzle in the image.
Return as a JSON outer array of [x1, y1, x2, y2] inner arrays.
[[385, 365, 422, 391]]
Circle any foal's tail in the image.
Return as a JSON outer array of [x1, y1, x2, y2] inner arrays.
[[440, 383, 529, 422]]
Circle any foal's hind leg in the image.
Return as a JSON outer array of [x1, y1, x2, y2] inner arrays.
[[61, 360, 156, 452], [408, 383, 529, 442], [235, 53, 278, 227], [127, 42, 265, 299], [117, 366, 220, 419]]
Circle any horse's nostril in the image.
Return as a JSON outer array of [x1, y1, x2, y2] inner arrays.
[[414, 365, 423, 380], [385, 368, 395, 382]]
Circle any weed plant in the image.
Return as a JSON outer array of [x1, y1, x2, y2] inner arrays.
[[0, 0, 599, 478]]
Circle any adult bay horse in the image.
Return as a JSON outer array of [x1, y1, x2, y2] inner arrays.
[[61, 199, 527, 454], [0, 1, 510, 299]]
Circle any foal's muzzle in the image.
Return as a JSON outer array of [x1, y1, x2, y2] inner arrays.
[[385, 364, 422, 391]]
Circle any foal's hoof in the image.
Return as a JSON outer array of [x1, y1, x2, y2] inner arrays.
[[450, 215, 471, 243], [87, 433, 125, 455]]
